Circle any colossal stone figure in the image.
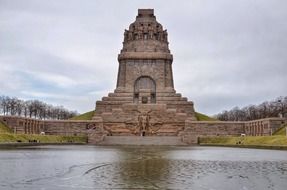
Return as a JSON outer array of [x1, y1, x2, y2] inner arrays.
[[137, 112, 150, 136]]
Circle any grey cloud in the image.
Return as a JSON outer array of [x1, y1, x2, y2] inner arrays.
[[0, 0, 286, 114]]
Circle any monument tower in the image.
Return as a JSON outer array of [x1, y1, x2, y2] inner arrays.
[[93, 9, 196, 136]]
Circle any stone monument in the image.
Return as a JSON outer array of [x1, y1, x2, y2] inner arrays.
[[93, 9, 196, 136], [1, 9, 285, 145]]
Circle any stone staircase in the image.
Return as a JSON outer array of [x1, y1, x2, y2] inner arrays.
[[94, 90, 195, 117], [98, 136, 187, 146]]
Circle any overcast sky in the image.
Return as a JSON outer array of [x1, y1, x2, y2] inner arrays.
[[0, 0, 286, 115]]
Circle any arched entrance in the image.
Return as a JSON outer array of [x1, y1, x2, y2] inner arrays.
[[134, 76, 156, 104]]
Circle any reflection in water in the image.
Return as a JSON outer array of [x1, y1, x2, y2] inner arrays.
[[0, 145, 287, 190], [84, 147, 170, 189], [110, 147, 169, 189]]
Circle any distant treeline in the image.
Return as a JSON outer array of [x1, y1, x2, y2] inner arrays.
[[0, 95, 78, 120], [216, 96, 287, 121]]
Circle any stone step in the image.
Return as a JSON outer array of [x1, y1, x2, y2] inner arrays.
[[96, 100, 132, 105], [97, 99, 192, 105], [107, 92, 183, 98], [99, 136, 187, 146], [108, 92, 134, 97], [102, 96, 134, 101], [157, 100, 194, 105], [156, 97, 187, 101], [102, 96, 187, 102]]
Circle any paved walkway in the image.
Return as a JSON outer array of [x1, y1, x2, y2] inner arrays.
[[99, 136, 187, 146]]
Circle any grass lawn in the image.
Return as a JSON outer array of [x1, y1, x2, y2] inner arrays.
[[195, 112, 218, 121], [0, 133, 87, 143], [199, 135, 287, 147], [70, 110, 95, 120], [273, 125, 287, 136]]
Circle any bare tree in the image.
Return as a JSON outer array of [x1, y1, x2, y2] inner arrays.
[[0, 95, 78, 120], [216, 96, 287, 121]]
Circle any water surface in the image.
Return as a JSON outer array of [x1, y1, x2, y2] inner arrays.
[[0, 145, 286, 190]]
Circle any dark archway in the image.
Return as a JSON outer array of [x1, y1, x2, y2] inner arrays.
[[134, 76, 156, 103]]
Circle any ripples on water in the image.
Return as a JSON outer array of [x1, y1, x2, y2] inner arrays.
[[0, 145, 286, 190]]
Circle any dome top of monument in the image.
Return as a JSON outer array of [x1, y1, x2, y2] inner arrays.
[[118, 9, 172, 61]]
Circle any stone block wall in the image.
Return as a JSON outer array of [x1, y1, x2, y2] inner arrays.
[[43, 120, 107, 143], [0, 116, 107, 144], [244, 118, 285, 136], [0, 116, 44, 134], [44, 120, 100, 136], [181, 118, 286, 144], [181, 121, 245, 144]]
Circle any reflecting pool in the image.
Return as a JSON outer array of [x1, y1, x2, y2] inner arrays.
[[0, 145, 286, 190]]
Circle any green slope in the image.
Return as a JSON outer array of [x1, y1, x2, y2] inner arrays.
[[195, 112, 217, 121], [70, 110, 95, 120], [273, 125, 287, 136], [0, 121, 12, 133]]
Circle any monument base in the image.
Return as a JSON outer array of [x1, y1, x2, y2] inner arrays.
[[98, 136, 187, 146]]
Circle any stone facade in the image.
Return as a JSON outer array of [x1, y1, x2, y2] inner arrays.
[[0, 116, 45, 134], [0, 116, 107, 143], [1, 116, 285, 144], [93, 9, 196, 137], [181, 121, 245, 144], [181, 118, 286, 144], [244, 118, 285, 136]]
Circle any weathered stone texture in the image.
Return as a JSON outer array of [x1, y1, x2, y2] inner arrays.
[[181, 118, 286, 144], [244, 118, 285, 136], [93, 9, 197, 138], [181, 121, 245, 144], [44, 120, 101, 136], [0, 116, 44, 134]]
